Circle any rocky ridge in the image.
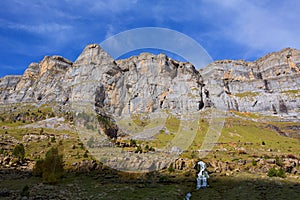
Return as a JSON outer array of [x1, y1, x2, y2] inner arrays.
[[0, 44, 299, 123]]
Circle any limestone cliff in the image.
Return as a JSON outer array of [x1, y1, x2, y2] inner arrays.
[[203, 48, 300, 116], [0, 44, 299, 119]]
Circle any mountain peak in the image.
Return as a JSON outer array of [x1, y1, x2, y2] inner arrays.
[[74, 43, 114, 66]]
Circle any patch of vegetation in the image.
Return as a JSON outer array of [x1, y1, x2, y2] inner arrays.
[[275, 156, 283, 167], [130, 113, 150, 127], [165, 114, 180, 133], [135, 145, 143, 153], [20, 185, 29, 198], [149, 131, 175, 149], [0, 104, 56, 124], [280, 89, 300, 97], [143, 144, 155, 152], [230, 110, 261, 119], [267, 167, 286, 178], [50, 136, 56, 143], [33, 147, 64, 184], [234, 91, 259, 98], [97, 114, 118, 138], [168, 163, 175, 173], [130, 139, 137, 147], [13, 143, 25, 161], [83, 150, 89, 158]]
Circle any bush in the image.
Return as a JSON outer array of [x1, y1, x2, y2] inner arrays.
[[135, 145, 143, 153], [262, 141, 265, 145], [83, 150, 89, 158], [78, 142, 84, 149], [149, 146, 155, 151], [267, 167, 286, 178], [276, 168, 286, 178], [33, 159, 44, 176], [275, 156, 283, 167], [13, 143, 25, 161], [252, 159, 257, 166], [20, 185, 29, 197], [267, 167, 277, 177], [168, 163, 175, 173], [50, 136, 56, 143], [130, 139, 137, 147], [32, 147, 64, 184]]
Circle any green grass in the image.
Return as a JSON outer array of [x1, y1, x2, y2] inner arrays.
[[148, 131, 175, 149], [179, 116, 300, 160], [0, 103, 56, 124], [230, 110, 262, 119], [1, 103, 300, 199], [280, 89, 300, 99], [165, 114, 180, 133], [1, 172, 299, 200], [130, 113, 150, 127], [234, 91, 259, 99]]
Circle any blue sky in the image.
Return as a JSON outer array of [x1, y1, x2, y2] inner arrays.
[[0, 0, 300, 77]]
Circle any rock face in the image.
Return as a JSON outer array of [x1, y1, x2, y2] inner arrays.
[[202, 48, 300, 116], [0, 44, 299, 120], [0, 56, 72, 104]]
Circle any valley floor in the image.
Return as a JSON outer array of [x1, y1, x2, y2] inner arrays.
[[0, 171, 299, 200]]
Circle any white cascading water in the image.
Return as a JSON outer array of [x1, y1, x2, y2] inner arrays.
[[185, 161, 209, 200]]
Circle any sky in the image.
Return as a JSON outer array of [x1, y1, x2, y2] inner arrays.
[[0, 0, 300, 77]]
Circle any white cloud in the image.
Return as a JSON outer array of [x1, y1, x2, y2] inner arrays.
[[202, 0, 300, 54], [7, 22, 72, 34], [1, 0, 300, 65]]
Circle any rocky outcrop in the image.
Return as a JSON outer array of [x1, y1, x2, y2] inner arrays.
[[0, 44, 299, 121], [202, 48, 300, 116], [0, 75, 21, 102], [0, 55, 72, 104]]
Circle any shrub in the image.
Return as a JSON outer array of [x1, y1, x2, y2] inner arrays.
[[252, 159, 257, 166], [83, 150, 89, 158], [20, 185, 29, 197], [276, 168, 286, 178], [78, 142, 84, 149], [149, 146, 155, 152], [275, 156, 283, 167], [32, 147, 64, 184], [33, 159, 44, 176], [130, 139, 137, 147], [168, 163, 175, 173], [13, 143, 25, 161], [267, 167, 286, 178], [262, 141, 265, 145], [50, 136, 56, 143], [267, 167, 277, 177], [135, 145, 143, 153]]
